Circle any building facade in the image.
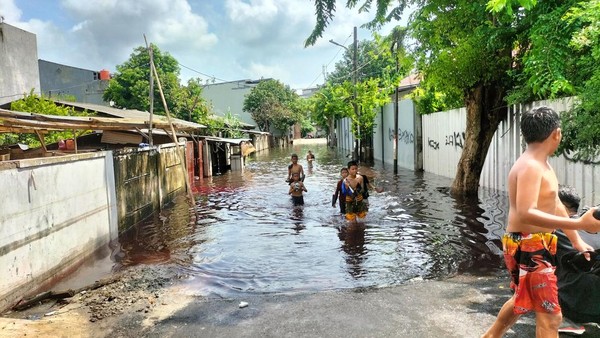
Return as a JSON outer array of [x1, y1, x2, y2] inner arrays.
[[0, 22, 41, 106], [39, 60, 110, 105]]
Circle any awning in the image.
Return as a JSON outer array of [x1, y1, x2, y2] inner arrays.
[[0, 108, 203, 133]]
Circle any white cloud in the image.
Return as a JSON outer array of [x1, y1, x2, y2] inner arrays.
[[0, 0, 20, 21], [1, 0, 412, 89]]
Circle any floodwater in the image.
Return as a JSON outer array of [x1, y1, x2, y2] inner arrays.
[[56, 144, 511, 297]]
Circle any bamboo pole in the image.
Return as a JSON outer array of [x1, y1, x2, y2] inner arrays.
[[146, 42, 198, 220], [144, 35, 154, 146]]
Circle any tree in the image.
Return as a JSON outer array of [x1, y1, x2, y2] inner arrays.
[[178, 77, 211, 122], [323, 30, 412, 159], [307, 0, 591, 197], [103, 44, 181, 115], [559, 1, 600, 162], [243, 79, 301, 133], [1, 92, 90, 148], [310, 83, 353, 147], [490, 0, 600, 162]]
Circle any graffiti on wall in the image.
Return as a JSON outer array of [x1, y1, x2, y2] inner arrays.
[[426, 131, 465, 150], [388, 128, 414, 144], [445, 132, 465, 149], [427, 138, 439, 150]]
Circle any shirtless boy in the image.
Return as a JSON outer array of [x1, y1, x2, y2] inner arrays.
[[288, 172, 307, 206], [343, 161, 368, 222], [287, 153, 305, 182], [482, 106, 600, 338]]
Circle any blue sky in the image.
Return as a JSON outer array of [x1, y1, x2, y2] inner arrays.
[[1, 0, 403, 90]]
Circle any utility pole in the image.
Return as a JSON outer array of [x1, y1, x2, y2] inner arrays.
[[329, 27, 359, 161], [391, 41, 399, 174], [352, 26, 359, 163]]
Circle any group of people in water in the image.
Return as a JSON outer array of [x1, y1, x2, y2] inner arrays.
[[286, 150, 381, 222]]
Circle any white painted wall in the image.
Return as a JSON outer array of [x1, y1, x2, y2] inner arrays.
[[0, 152, 118, 311], [422, 97, 600, 206], [373, 99, 417, 170]]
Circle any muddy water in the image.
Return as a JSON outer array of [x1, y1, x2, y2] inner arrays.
[[57, 144, 510, 297]]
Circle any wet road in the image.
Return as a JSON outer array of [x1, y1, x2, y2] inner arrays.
[[97, 144, 507, 298]]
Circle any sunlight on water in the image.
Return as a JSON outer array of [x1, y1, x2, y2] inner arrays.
[[113, 144, 510, 297]]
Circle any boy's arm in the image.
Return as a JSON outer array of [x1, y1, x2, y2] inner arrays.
[[515, 165, 600, 231], [557, 203, 595, 254], [302, 183, 307, 192]]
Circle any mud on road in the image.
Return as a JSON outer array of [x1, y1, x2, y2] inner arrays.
[[0, 265, 192, 338]]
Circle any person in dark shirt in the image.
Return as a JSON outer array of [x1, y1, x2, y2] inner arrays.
[[556, 185, 600, 332]]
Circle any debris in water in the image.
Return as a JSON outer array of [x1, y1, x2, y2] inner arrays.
[[239, 301, 248, 308]]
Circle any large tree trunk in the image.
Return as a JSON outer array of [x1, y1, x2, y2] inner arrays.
[[450, 84, 506, 198]]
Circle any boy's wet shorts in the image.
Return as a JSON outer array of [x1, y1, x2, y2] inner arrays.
[[502, 232, 560, 314], [345, 194, 367, 220], [291, 195, 304, 206]]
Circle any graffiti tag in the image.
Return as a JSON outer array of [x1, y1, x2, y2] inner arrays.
[[428, 138, 439, 150], [445, 132, 465, 149]]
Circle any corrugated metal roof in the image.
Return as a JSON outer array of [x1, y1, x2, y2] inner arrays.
[[200, 136, 252, 145], [54, 100, 206, 130], [0, 108, 201, 133]]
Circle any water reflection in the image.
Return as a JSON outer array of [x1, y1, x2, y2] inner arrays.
[[338, 223, 367, 279], [105, 144, 508, 297]]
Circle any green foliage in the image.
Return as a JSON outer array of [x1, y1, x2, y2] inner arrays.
[[1, 92, 90, 148], [300, 117, 315, 137], [557, 0, 600, 162], [178, 77, 211, 122], [486, 0, 537, 16], [222, 111, 245, 139], [310, 83, 353, 133], [242, 79, 301, 133], [103, 44, 181, 115], [354, 78, 391, 138], [200, 116, 225, 137], [322, 28, 411, 138]]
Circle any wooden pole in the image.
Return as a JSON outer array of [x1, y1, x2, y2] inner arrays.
[[144, 35, 154, 146], [147, 43, 198, 220]]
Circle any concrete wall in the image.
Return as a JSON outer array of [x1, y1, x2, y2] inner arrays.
[[0, 142, 189, 311], [0, 23, 41, 106], [38, 60, 109, 105], [0, 152, 118, 311], [113, 143, 186, 232]]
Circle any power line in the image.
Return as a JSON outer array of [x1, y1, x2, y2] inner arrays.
[[307, 34, 352, 88], [178, 62, 229, 83]]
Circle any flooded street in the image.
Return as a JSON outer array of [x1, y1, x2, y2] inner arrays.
[[3, 144, 529, 337], [102, 144, 508, 299], [55, 144, 509, 298]]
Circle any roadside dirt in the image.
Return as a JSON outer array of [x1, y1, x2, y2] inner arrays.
[[0, 264, 194, 338]]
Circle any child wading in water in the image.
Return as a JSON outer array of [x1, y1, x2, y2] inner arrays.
[[332, 167, 348, 215], [287, 153, 305, 182], [306, 150, 315, 167], [343, 161, 368, 222], [288, 172, 307, 206]]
